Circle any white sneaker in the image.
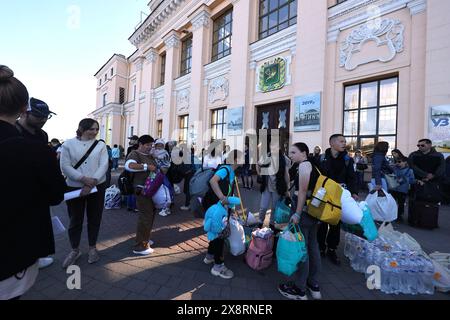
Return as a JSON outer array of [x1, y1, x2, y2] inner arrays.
[[38, 257, 54, 269], [211, 265, 234, 279], [180, 206, 190, 211], [165, 208, 172, 215], [133, 242, 154, 255], [307, 284, 322, 300], [62, 250, 82, 269], [158, 209, 168, 217], [203, 256, 214, 265]]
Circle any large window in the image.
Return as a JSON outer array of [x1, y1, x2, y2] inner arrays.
[[212, 10, 233, 62], [211, 108, 227, 142], [259, 0, 297, 40], [157, 120, 163, 139], [102, 93, 107, 107], [160, 53, 166, 86], [179, 115, 189, 144], [180, 36, 192, 76], [343, 77, 398, 156]]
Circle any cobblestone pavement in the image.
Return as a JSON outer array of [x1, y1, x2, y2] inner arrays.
[[23, 171, 450, 300]]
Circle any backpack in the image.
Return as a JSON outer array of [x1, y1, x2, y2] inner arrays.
[[118, 170, 134, 196], [245, 230, 274, 271], [306, 166, 344, 225], [189, 168, 215, 198], [201, 165, 233, 211]]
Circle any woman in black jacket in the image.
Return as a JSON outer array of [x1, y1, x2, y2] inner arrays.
[[0, 65, 66, 300]]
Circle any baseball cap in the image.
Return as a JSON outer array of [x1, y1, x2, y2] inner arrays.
[[128, 135, 139, 140], [27, 97, 56, 118]]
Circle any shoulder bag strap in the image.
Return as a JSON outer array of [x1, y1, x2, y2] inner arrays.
[[74, 140, 100, 170]]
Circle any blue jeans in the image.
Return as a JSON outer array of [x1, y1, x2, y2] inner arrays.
[[369, 178, 388, 191], [127, 195, 137, 210], [112, 158, 119, 170]]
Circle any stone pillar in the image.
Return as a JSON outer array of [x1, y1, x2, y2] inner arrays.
[[133, 57, 144, 135], [140, 48, 158, 136], [292, 0, 328, 148], [162, 31, 181, 140], [189, 7, 210, 149]]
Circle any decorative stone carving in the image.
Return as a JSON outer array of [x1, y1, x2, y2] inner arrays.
[[208, 77, 229, 104], [339, 18, 404, 71], [191, 10, 210, 31], [156, 98, 164, 119], [135, 57, 144, 71], [164, 34, 180, 49], [278, 109, 287, 129], [177, 89, 190, 113], [145, 49, 158, 63]]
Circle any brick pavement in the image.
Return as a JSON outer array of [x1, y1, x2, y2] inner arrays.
[[23, 171, 450, 300]]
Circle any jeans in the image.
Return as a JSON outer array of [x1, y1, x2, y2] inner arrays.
[[66, 183, 107, 249], [207, 238, 225, 265], [259, 190, 280, 224], [290, 195, 321, 290], [127, 195, 137, 210], [317, 222, 341, 252], [183, 171, 194, 207], [112, 158, 119, 170]]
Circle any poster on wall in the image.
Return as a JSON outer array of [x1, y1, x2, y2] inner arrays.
[[429, 105, 450, 154], [227, 107, 243, 136], [294, 92, 321, 132]]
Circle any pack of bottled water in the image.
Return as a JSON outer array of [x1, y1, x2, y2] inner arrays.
[[344, 233, 435, 295]]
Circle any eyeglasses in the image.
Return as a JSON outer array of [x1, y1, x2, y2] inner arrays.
[[417, 144, 426, 147]]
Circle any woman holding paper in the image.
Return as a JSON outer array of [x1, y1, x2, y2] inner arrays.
[[60, 118, 109, 268]]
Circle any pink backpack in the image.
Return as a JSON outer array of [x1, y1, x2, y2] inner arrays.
[[245, 231, 274, 271]]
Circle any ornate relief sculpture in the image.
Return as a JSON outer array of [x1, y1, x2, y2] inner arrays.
[[208, 77, 229, 104]]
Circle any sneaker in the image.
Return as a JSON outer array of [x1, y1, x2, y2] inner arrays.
[[203, 255, 214, 265], [62, 250, 81, 269], [158, 209, 168, 217], [278, 282, 308, 300], [327, 249, 341, 266], [180, 206, 190, 211], [133, 242, 154, 255], [165, 208, 172, 215], [307, 283, 322, 300], [88, 248, 100, 264], [211, 265, 234, 279], [38, 257, 54, 269]]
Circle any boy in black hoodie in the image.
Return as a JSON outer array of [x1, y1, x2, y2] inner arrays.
[[315, 134, 358, 265]]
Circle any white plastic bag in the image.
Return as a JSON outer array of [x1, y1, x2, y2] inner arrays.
[[341, 189, 363, 224], [229, 216, 246, 256], [104, 185, 121, 209], [365, 189, 398, 222], [152, 184, 172, 209]]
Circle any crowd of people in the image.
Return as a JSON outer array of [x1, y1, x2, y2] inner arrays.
[[1, 63, 449, 301]]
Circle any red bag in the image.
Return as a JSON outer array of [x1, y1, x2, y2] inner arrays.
[[245, 230, 274, 271]]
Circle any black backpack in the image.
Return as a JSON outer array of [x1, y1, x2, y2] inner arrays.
[[118, 170, 134, 196]]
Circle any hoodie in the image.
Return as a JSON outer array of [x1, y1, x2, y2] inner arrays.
[[319, 148, 358, 195], [371, 152, 394, 186]]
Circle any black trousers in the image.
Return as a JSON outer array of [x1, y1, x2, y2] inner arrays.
[[183, 171, 194, 206], [317, 221, 341, 251], [207, 238, 225, 265], [66, 183, 107, 249], [391, 191, 407, 216]]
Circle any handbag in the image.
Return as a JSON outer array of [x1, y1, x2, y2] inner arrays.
[[356, 163, 368, 171], [384, 173, 400, 190], [142, 171, 164, 198]]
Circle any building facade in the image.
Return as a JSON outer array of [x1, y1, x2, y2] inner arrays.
[[92, 0, 450, 156]]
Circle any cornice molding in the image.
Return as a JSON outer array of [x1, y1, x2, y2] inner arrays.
[[250, 25, 296, 63]]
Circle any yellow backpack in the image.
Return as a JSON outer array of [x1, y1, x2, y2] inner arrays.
[[306, 166, 343, 225]]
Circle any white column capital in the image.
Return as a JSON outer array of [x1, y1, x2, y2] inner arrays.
[[408, 0, 427, 16], [134, 57, 144, 71], [191, 10, 210, 31], [164, 33, 181, 49], [145, 48, 158, 64]]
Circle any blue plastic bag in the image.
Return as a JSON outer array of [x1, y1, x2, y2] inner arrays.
[[274, 198, 291, 224], [276, 224, 307, 276], [359, 203, 378, 242]]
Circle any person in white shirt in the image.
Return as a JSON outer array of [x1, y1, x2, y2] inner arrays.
[[203, 146, 223, 170], [60, 118, 109, 268]]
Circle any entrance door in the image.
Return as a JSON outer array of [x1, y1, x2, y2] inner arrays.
[[256, 101, 290, 152]]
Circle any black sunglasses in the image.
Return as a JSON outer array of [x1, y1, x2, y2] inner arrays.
[[417, 144, 426, 147]]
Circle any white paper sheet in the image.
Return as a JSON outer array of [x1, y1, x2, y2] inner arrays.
[[64, 186, 98, 201]]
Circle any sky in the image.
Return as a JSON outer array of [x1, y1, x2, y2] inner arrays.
[[0, 0, 148, 140]]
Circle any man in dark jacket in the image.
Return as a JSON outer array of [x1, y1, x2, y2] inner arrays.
[[316, 134, 358, 265], [16, 98, 61, 269], [408, 139, 446, 183], [0, 120, 66, 285]]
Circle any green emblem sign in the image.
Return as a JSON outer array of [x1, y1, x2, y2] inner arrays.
[[259, 57, 286, 92]]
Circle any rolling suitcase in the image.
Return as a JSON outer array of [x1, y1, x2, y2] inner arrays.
[[408, 201, 439, 229]]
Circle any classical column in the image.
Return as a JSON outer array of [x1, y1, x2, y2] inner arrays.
[[293, 0, 328, 147], [133, 57, 144, 135], [189, 7, 210, 148], [162, 31, 181, 140], [228, 0, 252, 148], [140, 48, 158, 136]]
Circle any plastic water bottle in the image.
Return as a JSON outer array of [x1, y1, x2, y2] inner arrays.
[[311, 187, 326, 207], [380, 256, 392, 294], [419, 257, 435, 295]]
